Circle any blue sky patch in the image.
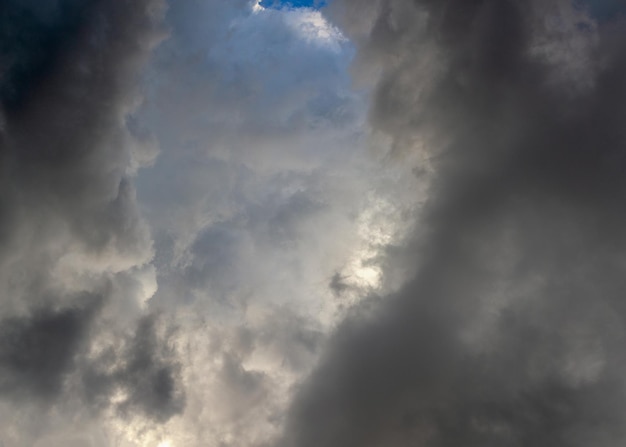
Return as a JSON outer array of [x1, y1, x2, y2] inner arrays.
[[260, 0, 328, 9]]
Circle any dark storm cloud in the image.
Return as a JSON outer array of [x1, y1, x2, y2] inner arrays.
[[0, 0, 184, 431], [0, 293, 102, 401], [83, 314, 186, 423], [280, 1, 626, 446], [328, 272, 350, 296], [0, 0, 93, 108], [116, 315, 185, 423], [0, 0, 165, 257], [0, 0, 160, 286]]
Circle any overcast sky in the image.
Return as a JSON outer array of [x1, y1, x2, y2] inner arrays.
[[1, 0, 626, 446]]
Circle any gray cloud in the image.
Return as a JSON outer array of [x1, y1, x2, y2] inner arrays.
[[0, 293, 103, 402], [0, 0, 185, 443], [280, 1, 626, 446], [83, 314, 186, 423]]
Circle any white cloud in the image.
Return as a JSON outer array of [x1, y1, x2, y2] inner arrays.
[[0, 1, 425, 445], [117, 1, 424, 445]]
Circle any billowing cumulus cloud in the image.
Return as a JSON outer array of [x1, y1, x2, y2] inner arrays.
[[279, 1, 626, 446], [2, 0, 419, 444], [128, 1, 419, 445]]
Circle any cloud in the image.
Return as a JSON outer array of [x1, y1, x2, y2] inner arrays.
[[0, 293, 103, 402], [119, 2, 421, 445], [279, 1, 626, 446], [0, 0, 185, 444], [0, 0, 421, 444], [11, 0, 619, 445], [82, 314, 186, 424]]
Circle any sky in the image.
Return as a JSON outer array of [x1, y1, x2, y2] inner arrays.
[[1, 0, 626, 446], [259, 0, 327, 8]]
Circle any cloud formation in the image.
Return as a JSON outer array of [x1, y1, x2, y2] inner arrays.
[[279, 1, 626, 446], [116, 1, 422, 445]]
